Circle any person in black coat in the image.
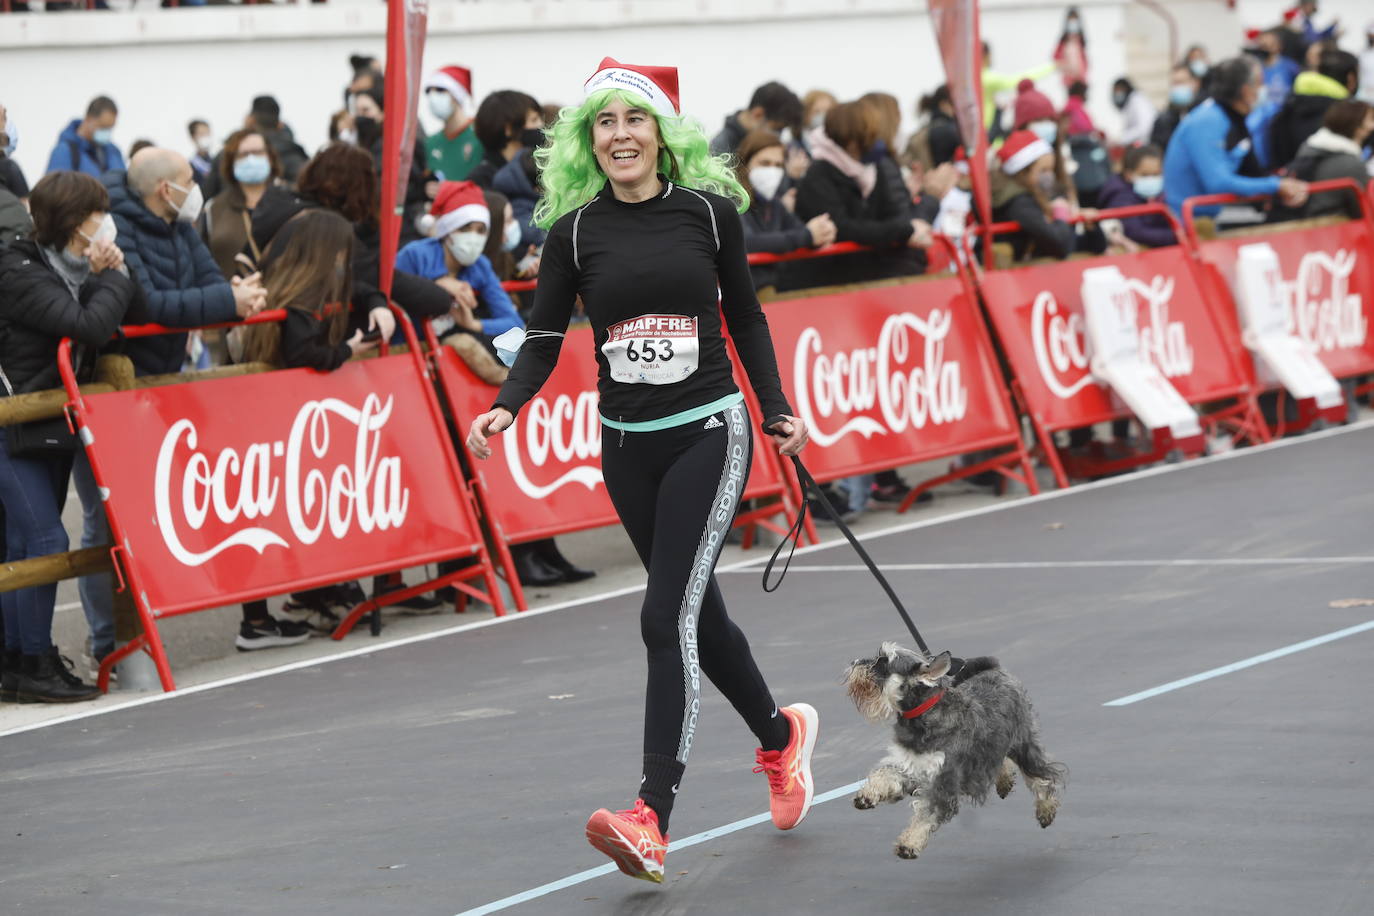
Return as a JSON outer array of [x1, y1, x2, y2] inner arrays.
[[732, 130, 836, 292], [468, 90, 543, 190], [988, 130, 1080, 261], [793, 99, 934, 289], [0, 171, 144, 703]]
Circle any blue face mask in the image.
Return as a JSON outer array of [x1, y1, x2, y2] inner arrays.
[[1131, 175, 1164, 200], [1169, 85, 1196, 108], [1029, 121, 1058, 145], [233, 153, 271, 186], [860, 139, 888, 164], [93, 127, 114, 146]]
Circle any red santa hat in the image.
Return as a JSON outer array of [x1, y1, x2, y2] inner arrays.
[[419, 181, 489, 238], [952, 146, 970, 176], [422, 66, 474, 112], [997, 130, 1053, 176], [583, 57, 680, 115]]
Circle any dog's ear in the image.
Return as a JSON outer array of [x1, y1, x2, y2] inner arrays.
[[916, 651, 952, 686]]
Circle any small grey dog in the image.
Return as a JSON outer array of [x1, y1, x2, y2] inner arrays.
[[844, 643, 1067, 859]]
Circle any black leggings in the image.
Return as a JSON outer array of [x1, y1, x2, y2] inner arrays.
[[601, 402, 788, 789]]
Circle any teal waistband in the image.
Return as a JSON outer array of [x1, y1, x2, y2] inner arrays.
[[600, 392, 745, 432]]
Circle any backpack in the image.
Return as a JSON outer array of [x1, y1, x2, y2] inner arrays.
[[1067, 135, 1111, 196]]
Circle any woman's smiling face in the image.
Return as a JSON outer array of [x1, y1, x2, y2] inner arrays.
[[592, 97, 660, 189]]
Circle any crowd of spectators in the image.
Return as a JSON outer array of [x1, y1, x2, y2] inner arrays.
[[1, 4, 1373, 700]]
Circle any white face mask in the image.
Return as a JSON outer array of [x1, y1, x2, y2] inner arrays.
[[427, 92, 457, 121], [338, 127, 358, 145], [167, 179, 204, 224], [79, 213, 118, 246], [446, 230, 487, 266], [749, 165, 785, 201], [502, 219, 522, 252]]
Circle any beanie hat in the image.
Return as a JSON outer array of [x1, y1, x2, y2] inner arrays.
[[418, 181, 489, 238], [584, 57, 681, 115], [997, 130, 1053, 175], [1012, 78, 1056, 128], [423, 66, 474, 112]]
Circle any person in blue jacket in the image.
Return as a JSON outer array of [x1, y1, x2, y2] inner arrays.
[[1163, 56, 1309, 218], [396, 180, 522, 383], [46, 97, 125, 179]]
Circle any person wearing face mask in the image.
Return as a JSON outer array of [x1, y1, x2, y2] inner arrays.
[[1112, 78, 1158, 147], [188, 120, 214, 190], [104, 147, 265, 377], [1151, 64, 1202, 150], [0, 171, 146, 703], [1053, 6, 1089, 88], [46, 96, 124, 180], [199, 129, 282, 280], [1282, 100, 1374, 220], [989, 130, 1079, 261], [347, 85, 433, 244], [493, 147, 549, 255], [0, 103, 32, 244], [423, 65, 482, 182], [468, 90, 545, 190], [1094, 144, 1177, 248], [731, 130, 835, 293]]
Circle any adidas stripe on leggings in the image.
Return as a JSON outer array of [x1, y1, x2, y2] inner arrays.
[[600, 401, 791, 832]]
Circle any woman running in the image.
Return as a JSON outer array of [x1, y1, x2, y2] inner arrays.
[[466, 58, 817, 883]]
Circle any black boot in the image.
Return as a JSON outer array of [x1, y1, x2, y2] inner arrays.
[[13, 649, 101, 704], [371, 574, 444, 611], [533, 538, 596, 583], [1, 649, 22, 702], [512, 543, 563, 586]]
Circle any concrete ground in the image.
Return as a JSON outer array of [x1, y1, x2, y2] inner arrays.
[[2, 421, 1370, 915]]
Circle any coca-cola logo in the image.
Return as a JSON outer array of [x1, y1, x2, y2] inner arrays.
[[503, 390, 604, 499], [1032, 275, 1194, 400], [154, 395, 410, 567], [1277, 249, 1367, 352], [793, 310, 968, 448]]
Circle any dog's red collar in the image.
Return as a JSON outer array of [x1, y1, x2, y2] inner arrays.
[[901, 690, 946, 719]]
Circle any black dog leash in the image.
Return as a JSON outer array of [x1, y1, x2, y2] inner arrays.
[[761, 416, 931, 657]]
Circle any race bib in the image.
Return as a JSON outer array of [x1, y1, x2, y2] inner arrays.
[[600, 314, 700, 385]]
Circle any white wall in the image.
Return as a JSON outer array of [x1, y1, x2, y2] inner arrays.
[[2, 0, 1369, 184]]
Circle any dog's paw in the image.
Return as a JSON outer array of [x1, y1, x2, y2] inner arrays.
[[1035, 800, 1058, 828], [894, 844, 920, 860], [853, 793, 876, 810]]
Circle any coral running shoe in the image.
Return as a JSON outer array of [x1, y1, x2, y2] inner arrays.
[[585, 799, 669, 884], [753, 703, 819, 829]]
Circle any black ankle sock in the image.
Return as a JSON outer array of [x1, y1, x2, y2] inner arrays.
[[638, 753, 686, 834], [758, 707, 791, 753]]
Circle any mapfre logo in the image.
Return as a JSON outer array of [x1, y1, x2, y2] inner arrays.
[[793, 310, 968, 448], [503, 390, 604, 499], [1031, 275, 1194, 399], [1278, 250, 1367, 352], [154, 395, 410, 567]]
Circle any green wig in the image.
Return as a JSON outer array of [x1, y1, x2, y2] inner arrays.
[[532, 88, 749, 229]]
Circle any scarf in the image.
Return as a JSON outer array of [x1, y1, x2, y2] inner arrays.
[[806, 126, 876, 198], [40, 244, 91, 301]]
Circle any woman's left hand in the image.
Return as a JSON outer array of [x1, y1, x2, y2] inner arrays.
[[767, 415, 809, 457], [368, 306, 396, 343]]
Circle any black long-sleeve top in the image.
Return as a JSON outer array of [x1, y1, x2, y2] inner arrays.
[[493, 178, 793, 424]]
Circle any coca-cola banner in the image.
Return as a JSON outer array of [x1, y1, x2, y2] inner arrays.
[[1193, 220, 1374, 380], [79, 356, 481, 616], [979, 247, 1251, 431], [762, 276, 1022, 481], [436, 326, 788, 544]]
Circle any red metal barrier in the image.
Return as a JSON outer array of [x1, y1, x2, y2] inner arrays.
[[1182, 180, 1374, 394], [974, 204, 1256, 487], [59, 308, 506, 691], [762, 236, 1037, 506]]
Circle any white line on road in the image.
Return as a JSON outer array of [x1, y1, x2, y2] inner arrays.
[[718, 557, 1374, 573], [1104, 619, 1374, 706]]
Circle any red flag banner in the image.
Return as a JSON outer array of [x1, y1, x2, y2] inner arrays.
[[927, 0, 990, 226], [379, 0, 429, 299]]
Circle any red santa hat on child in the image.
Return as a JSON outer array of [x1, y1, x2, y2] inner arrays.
[[418, 181, 489, 238], [422, 66, 474, 113], [997, 130, 1053, 176], [583, 57, 681, 115]]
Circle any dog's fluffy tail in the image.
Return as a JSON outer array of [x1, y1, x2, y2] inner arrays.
[[1015, 741, 1069, 788]]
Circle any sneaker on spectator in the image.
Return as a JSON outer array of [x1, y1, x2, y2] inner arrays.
[[235, 617, 311, 651], [278, 597, 341, 637]]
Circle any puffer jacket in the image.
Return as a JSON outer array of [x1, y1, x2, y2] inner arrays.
[[492, 149, 548, 251], [103, 170, 237, 376], [0, 239, 145, 394], [1268, 71, 1349, 170]]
